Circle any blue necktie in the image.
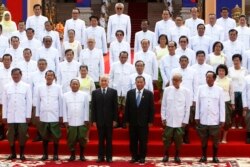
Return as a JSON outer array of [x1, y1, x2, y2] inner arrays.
[[136, 91, 141, 107]]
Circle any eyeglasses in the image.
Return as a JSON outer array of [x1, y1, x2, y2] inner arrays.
[[117, 7, 123, 10]]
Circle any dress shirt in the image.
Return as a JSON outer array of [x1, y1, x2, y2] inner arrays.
[[161, 86, 191, 127], [0, 67, 12, 104], [195, 84, 225, 125], [129, 72, 153, 92], [236, 26, 250, 50], [36, 83, 63, 122], [190, 35, 212, 56], [205, 24, 224, 44], [62, 40, 82, 61], [2, 81, 32, 123], [17, 60, 37, 85], [26, 15, 48, 39], [215, 76, 234, 103], [109, 40, 131, 66], [169, 25, 191, 46], [79, 48, 104, 82], [228, 66, 248, 92], [5, 47, 24, 67], [64, 18, 86, 45], [244, 50, 250, 72], [58, 60, 80, 93], [109, 61, 135, 96], [216, 17, 236, 41], [0, 35, 9, 58], [63, 91, 89, 126], [242, 75, 250, 108], [107, 14, 131, 43], [191, 63, 213, 86], [133, 50, 158, 80], [184, 18, 204, 37], [134, 30, 156, 53], [11, 31, 27, 42], [175, 47, 196, 66], [154, 19, 175, 40], [20, 38, 42, 60], [84, 26, 107, 54]]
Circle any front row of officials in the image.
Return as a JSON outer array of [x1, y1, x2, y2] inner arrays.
[[2, 67, 224, 164]]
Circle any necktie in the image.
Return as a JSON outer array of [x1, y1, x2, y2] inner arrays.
[[136, 91, 141, 107], [102, 89, 105, 95]]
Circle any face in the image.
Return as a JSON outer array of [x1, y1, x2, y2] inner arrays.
[[175, 17, 183, 27], [191, 8, 198, 18], [87, 39, 95, 49], [179, 58, 189, 69], [233, 57, 241, 67], [65, 51, 74, 62], [197, 25, 205, 36], [135, 78, 145, 90], [159, 36, 167, 46], [70, 80, 80, 92], [43, 38, 52, 48], [37, 61, 47, 71], [209, 15, 216, 25], [26, 30, 34, 39], [218, 68, 226, 78], [172, 75, 182, 89], [100, 77, 109, 88], [45, 22, 52, 31], [162, 11, 170, 20], [116, 32, 124, 42], [68, 30, 75, 39], [90, 18, 98, 27], [115, 5, 124, 15], [179, 38, 188, 48], [45, 72, 55, 85], [168, 42, 176, 54], [206, 72, 215, 87], [119, 53, 128, 64], [221, 9, 229, 18], [18, 22, 25, 31], [196, 53, 205, 64], [135, 62, 144, 74], [23, 50, 32, 61], [11, 38, 20, 49], [229, 31, 237, 42], [239, 17, 246, 26], [4, 13, 10, 21], [141, 21, 149, 32], [141, 40, 149, 51], [214, 43, 222, 52], [34, 6, 41, 16], [12, 70, 22, 83], [80, 67, 88, 77], [72, 9, 79, 20], [2, 56, 12, 68]]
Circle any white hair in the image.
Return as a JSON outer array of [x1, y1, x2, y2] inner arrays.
[[115, 3, 124, 9]]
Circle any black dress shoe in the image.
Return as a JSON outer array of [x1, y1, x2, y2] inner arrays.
[[68, 155, 76, 161], [162, 156, 169, 162], [41, 154, 48, 161], [20, 155, 26, 161], [96, 158, 105, 163], [139, 158, 145, 164], [7, 154, 16, 160], [212, 157, 220, 163], [174, 156, 181, 163], [129, 158, 138, 163], [80, 155, 86, 161], [32, 135, 42, 142], [199, 156, 207, 162], [106, 158, 112, 163], [53, 155, 59, 161], [0, 135, 5, 141]]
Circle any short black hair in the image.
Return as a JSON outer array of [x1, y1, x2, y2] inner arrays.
[[2, 54, 12, 61], [33, 4, 42, 9], [70, 78, 80, 84], [72, 8, 80, 13], [220, 7, 229, 12], [232, 54, 242, 62], [135, 60, 145, 66], [206, 71, 216, 80], [179, 35, 189, 43], [68, 29, 75, 34], [179, 55, 189, 61], [65, 49, 74, 55], [115, 30, 124, 36], [212, 41, 224, 52], [197, 23, 205, 29], [157, 34, 168, 45], [119, 51, 129, 57], [239, 14, 246, 19], [141, 19, 150, 25], [168, 41, 177, 48], [229, 29, 238, 35], [45, 70, 56, 77], [38, 58, 47, 64], [23, 48, 32, 54], [216, 64, 228, 76], [89, 15, 99, 21], [196, 50, 206, 57], [11, 68, 22, 75], [135, 75, 145, 82], [26, 28, 35, 33], [79, 65, 88, 71], [10, 36, 20, 42], [45, 20, 53, 26]]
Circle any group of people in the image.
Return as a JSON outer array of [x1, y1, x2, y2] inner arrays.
[[0, 1, 250, 164]]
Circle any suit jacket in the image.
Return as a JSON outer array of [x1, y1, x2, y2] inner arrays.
[[91, 87, 118, 127], [125, 88, 154, 127]]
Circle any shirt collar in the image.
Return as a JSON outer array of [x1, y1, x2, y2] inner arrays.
[[136, 88, 144, 94]]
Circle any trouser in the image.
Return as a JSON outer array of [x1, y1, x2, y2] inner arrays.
[[67, 125, 88, 151], [162, 126, 184, 150], [0, 105, 4, 138], [38, 122, 61, 143], [117, 96, 126, 127], [245, 110, 250, 132], [129, 125, 149, 159], [7, 123, 29, 146], [224, 101, 233, 130], [233, 92, 243, 126], [0, 105, 2, 125], [97, 125, 113, 159]]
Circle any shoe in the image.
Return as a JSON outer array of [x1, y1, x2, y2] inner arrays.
[[80, 155, 86, 161], [7, 154, 16, 160], [40, 154, 48, 161], [129, 158, 138, 163], [231, 126, 236, 129], [20, 155, 26, 161], [106, 158, 112, 163], [174, 156, 181, 163], [68, 155, 75, 161], [199, 156, 207, 162], [221, 140, 227, 144], [139, 158, 145, 164], [162, 156, 169, 162], [53, 155, 59, 161], [96, 158, 105, 163], [238, 126, 243, 129], [212, 157, 220, 163]]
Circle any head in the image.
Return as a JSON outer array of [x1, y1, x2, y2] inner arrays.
[[135, 60, 145, 74], [10, 36, 20, 49], [216, 64, 228, 78], [65, 49, 74, 62], [135, 76, 145, 90], [33, 4, 42, 16], [228, 29, 238, 42], [115, 30, 124, 42], [119, 51, 129, 64], [23, 48, 32, 62], [178, 36, 189, 49], [158, 34, 168, 46], [87, 38, 96, 50], [99, 75, 109, 88], [72, 8, 80, 20], [206, 71, 217, 87], [239, 15, 247, 27], [2, 54, 12, 69], [197, 23, 205, 36], [70, 79, 80, 92], [44, 21, 53, 31], [212, 41, 224, 53], [162, 10, 171, 21], [26, 28, 35, 40], [232, 54, 242, 68], [141, 39, 150, 52], [0, 24, 2, 34], [45, 70, 56, 85], [17, 21, 26, 32], [220, 7, 229, 19], [3, 11, 11, 21], [190, 7, 199, 19], [89, 15, 99, 27], [37, 58, 47, 72], [179, 55, 189, 69], [208, 13, 217, 26], [115, 3, 124, 15], [67, 29, 75, 40], [43, 36, 53, 48], [172, 73, 182, 89], [11, 68, 22, 83], [168, 41, 177, 55], [196, 50, 206, 65], [141, 19, 149, 32], [175, 15, 183, 27], [79, 65, 88, 78]]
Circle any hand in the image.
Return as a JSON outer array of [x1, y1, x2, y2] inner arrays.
[[243, 110, 247, 117], [92, 122, 97, 127], [2, 119, 7, 124], [148, 123, 153, 127], [84, 121, 89, 126], [192, 101, 196, 107], [231, 104, 236, 110], [182, 123, 187, 127], [113, 121, 117, 127], [26, 118, 31, 123], [165, 82, 170, 87]]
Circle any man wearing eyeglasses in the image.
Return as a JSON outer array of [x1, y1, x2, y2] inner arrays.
[[107, 3, 131, 44]]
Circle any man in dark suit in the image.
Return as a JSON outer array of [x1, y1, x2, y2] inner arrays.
[[91, 75, 118, 163], [125, 76, 155, 164]]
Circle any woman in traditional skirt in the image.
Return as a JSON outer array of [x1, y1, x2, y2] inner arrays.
[[215, 64, 235, 143]]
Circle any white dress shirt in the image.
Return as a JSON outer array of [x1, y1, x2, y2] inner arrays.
[[244, 50, 250, 72], [36, 83, 63, 122], [5, 47, 24, 67], [58, 60, 80, 93], [184, 18, 204, 37], [107, 14, 131, 43], [20, 38, 42, 60], [242, 75, 250, 108], [169, 25, 191, 46], [133, 50, 158, 80], [236, 26, 250, 50], [109, 61, 135, 96], [175, 47, 196, 66], [228, 66, 248, 92], [63, 91, 89, 126], [62, 40, 82, 61], [134, 30, 156, 53], [11, 31, 27, 42], [2, 81, 32, 123], [154, 19, 175, 40], [40, 30, 62, 54], [195, 84, 225, 125], [216, 17, 236, 41], [191, 63, 213, 86], [0, 35, 9, 58], [64, 18, 86, 45], [129, 72, 153, 92], [205, 24, 224, 44], [109, 40, 131, 66], [26, 15, 48, 39], [161, 86, 191, 127], [84, 26, 107, 54], [0, 67, 12, 104], [79, 48, 104, 82], [190, 35, 212, 56], [17, 60, 37, 85]]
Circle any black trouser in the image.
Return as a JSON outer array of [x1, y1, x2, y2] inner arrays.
[[129, 125, 149, 159], [97, 125, 113, 159]]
